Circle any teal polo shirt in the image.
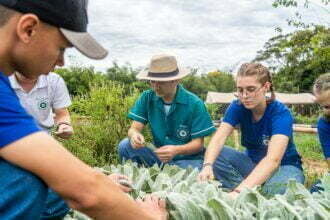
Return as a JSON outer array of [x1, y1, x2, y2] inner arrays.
[[128, 84, 216, 161]]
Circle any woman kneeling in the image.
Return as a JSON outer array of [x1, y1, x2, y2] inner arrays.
[[198, 63, 304, 198]]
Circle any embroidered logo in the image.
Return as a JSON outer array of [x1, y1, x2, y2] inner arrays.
[[176, 125, 190, 140], [262, 134, 270, 147], [37, 98, 49, 110]]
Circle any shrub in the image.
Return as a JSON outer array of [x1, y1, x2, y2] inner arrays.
[[62, 82, 139, 166]]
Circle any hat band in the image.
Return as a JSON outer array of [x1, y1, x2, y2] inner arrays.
[[148, 68, 179, 78]]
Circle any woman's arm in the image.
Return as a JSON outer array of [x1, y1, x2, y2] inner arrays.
[[234, 134, 288, 191], [204, 122, 235, 165], [198, 122, 234, 181]]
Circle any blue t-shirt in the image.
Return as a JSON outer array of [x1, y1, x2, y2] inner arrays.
[[0, 72, 47, 219], [317, 117, 330, 159], [223, 100, 302, 169], [0, 72, 41, 147]]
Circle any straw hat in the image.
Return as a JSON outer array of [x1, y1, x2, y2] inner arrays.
[[137, 54, 190, 81]]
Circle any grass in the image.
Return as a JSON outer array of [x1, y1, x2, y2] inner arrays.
[[294, 133, 323, 160]]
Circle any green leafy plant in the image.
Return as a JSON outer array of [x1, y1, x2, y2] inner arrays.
[[66, 162, 330, 220]]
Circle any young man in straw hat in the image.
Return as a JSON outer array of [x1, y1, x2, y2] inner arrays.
[[0, 1, 167, 219], [118, 54, 216, 169]]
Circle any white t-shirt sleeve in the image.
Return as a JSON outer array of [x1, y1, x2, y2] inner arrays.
[[50, 74, 71, 109]]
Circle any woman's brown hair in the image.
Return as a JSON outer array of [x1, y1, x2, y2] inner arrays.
[[313, 73, 330, 98], [237, 63, 275, 103]]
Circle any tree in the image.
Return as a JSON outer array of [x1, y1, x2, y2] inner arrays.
[[106, 62, 149, 94], [55, 66, 107, 96], [254, 25, 330, 92], [272, 0, 329, 28], [181, 70, 235, 100], [205, 71, 235, 93]]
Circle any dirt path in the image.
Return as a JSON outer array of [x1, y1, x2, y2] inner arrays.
[[303, 158, 328, 175]]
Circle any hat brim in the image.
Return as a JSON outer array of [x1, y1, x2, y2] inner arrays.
[[136, 66, 190, 81], [60, 28, 108, 60]]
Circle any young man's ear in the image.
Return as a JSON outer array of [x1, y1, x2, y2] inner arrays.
[[16, 14, 40, 43]]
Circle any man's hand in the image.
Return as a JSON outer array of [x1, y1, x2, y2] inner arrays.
[[108, 173, 132, 193], [130, 132, 145, 149], [136, 195, 168, 220], [55, 123, 73, 139], [154, 145, 178, 163]]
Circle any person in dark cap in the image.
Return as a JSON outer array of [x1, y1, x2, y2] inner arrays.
[[0, 1, 167, 219]]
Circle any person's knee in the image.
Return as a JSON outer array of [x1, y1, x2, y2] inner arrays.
[[263, 166, 305, 196], [215, 146, 233, 158], [214, 147, 237, 166], [172, 160, 202, 170], [212, 156, 240, 180], [213, 147, 235, 172], [118, 138, 130, 155], [262, 182, 287, 195], [218, 146, 243, 161]]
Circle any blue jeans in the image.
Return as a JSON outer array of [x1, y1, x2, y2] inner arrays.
[[0, 159, 69, 220], [118, 138, 203, 170], [212, 146, 305, 195], [41, 189, 70, 219]]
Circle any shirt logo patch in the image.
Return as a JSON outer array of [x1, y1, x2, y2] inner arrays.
[[262, 134, 270, 147], [37, 98, 49, 110], [176, 125, 190, 140]]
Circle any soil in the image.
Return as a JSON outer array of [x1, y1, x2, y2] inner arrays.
[[303, 158, 328, 175]]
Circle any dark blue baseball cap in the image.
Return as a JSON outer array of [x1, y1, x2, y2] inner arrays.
[[0, 0, 108, 59]]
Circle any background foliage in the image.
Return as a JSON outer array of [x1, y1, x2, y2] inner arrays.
[[254, 25, 330, 93]]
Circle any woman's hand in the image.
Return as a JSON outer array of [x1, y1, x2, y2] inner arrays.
[[197, 165, 214, 182]]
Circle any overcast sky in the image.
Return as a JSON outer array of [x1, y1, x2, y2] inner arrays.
[[64, 0, 329, 73]]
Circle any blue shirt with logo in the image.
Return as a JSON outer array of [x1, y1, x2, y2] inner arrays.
[[223, 99, 302, 169], [0, 72, 47, 219], [128, 84, 216, 161], [317, 117, 330, 159]]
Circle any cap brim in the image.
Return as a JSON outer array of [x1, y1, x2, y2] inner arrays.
[[136, 66, 190, 81], [60, 28, 108, 60]]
